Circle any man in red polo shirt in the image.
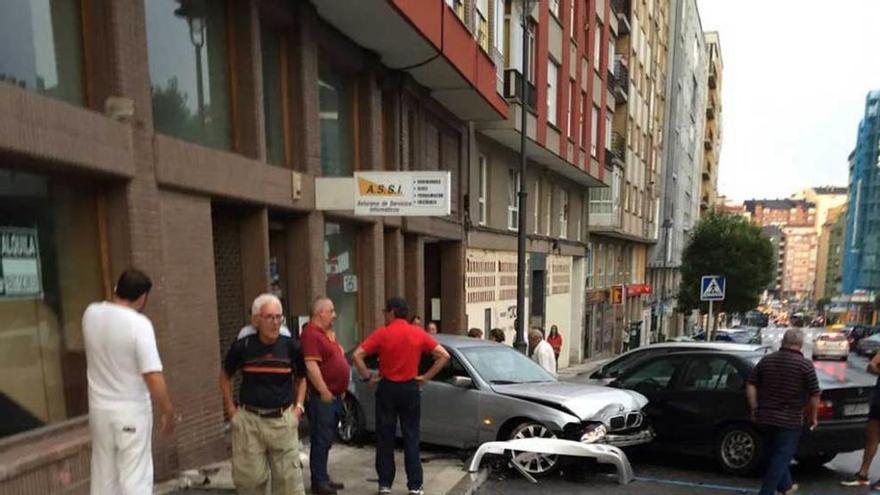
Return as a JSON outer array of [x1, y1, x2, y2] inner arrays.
[[352, 298, 449, 495], [301, 297, 350, 495]]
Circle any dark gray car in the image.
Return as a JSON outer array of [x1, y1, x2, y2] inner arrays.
[[339, 335, 652, 475]]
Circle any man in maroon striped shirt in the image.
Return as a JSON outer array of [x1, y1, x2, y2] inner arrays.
[[747, 328, 820, 495]]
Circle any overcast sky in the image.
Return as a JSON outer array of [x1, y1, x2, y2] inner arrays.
[[696, 0, 880, 202]]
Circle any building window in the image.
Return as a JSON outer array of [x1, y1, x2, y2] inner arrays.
[[508, 169, 521, 230], [596, 243, 605, 287], [319, 62, 355, 177], [547, 61, 559, 125], [593, 22, 602, 71], [146, 0, 233, 150], [533, 178, 541, 234], [261, 24, 289, 166], [568, 79, 576, 138], [0, 168, 106, 439], [549, 0, 560, 19], [580, 90, 588, 148], [494, 0, 506, 56], [324, 222, 359, 350], [527, 21, 537, 84], [605, 113, 613, 151], [569, 0, 576, 35], [586, 241, 594, 288], [560, 189, 569, 239], [476, 0, 490, 51], [447, 0, 465, 20], [545, 183, 552, 236], [0, 0, 85, 106], [607, 34, 615, 71], [591, 105, 599, 156], [478, 154, 488, 225], [590, 186, 611, 215]]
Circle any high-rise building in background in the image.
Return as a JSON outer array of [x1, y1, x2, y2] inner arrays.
[[648, 0, 707, 338], [816, 204, 847, 300], [699, 31, 722, 217], [586, 0, 670, 355], [762, 226, 786, 300], [843, 91, 880, 295]]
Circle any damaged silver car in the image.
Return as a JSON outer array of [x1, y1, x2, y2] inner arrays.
[[339, 335, 654, 475]]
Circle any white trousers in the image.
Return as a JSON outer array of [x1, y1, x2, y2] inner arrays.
[[89, 406, 154, 495]]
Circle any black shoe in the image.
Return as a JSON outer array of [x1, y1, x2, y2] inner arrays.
[[329, 480, 345, 490], [310, 482, 338, 495]]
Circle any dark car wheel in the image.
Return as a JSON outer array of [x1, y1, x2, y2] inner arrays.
[[337, 393, 365, 444], [508, 421, 559, 476], [715, 423, 764, 476], [796, 453, 836, 468]]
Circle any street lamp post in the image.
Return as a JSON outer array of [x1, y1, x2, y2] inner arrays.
[[657, 218, 672, 342], [175, 0, 208, 120], [514, 0, 534, 355]]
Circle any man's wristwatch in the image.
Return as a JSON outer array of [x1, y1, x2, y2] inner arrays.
[[294, 403, 305, 413]]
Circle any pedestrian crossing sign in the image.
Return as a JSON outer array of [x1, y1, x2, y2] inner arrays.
[[700, 275, 726, 301]]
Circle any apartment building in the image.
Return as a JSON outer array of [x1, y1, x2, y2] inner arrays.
[[578, 0, 669, 356], [647, 0, 705, 338], [699, 31, 722, 217], [744, 199, 817, 227], [0, 0, 510, 492], [468, 0, 613, 367], [816, 204, 847, 300], [762, 225, 786, 299]]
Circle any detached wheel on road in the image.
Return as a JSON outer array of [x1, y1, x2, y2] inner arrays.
[[337, 393, 365, 444], [508, 421, 559, 476], [715, 423, 764, 476]]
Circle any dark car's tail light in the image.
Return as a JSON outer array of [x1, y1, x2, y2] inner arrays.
[[817, 400, 835, 421]]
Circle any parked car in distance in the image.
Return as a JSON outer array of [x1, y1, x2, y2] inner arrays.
[[813, 332, 849, 361], [340, 335, 654, 476], [857, 333, 880, 357], [587, 342, 768, 385], [848, 325, 880, 350], [607, 349, 873, 475]]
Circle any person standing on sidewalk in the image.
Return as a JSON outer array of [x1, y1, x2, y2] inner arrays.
[[220, 294, 307, 495], [747, 328, 820, 495], [301, 296, 350, 495], [352, 298, 450, 495], [84, 269, 176, 495], [841, 349, 880, 489], [547, 325, 563, 361], [529, 328, 557, 374]]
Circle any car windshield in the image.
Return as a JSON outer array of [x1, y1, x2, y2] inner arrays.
[[460, 346, 556, 384]]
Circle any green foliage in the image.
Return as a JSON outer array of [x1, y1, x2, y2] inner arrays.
[[677, 211, 775, 315]]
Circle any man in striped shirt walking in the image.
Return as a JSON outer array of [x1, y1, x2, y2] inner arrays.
[[747, 328, 820, 495]]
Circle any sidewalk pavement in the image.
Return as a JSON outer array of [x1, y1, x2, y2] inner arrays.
[[556, 356, 612, 381], [155, 442, 483, 495]]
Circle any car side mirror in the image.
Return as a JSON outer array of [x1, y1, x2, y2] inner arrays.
[[451, 376, 473, 388]]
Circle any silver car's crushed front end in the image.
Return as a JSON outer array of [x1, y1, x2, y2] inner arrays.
[[563, 404, 655, 448]]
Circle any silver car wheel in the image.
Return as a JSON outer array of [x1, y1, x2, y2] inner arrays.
[[509, 422, 558, 475], [720, 429, 755, 470]]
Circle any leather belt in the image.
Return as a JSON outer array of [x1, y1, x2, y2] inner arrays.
[[241, 404, 290, 419]]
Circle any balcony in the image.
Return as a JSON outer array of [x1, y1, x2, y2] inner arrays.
[[613, 56, 629, 105], [708, 64, 718, 89], [704, 130, 713, 150], [503, 69, 537, 111], [611, 131, 625, 163], [612, 0, 631, 35], [706, 100, 716, 120]]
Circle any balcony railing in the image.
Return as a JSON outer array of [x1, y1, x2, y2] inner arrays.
[[504, 69, 537, 110], [611, 131, 625, 162], [612, 0, 631, 35], [708, 64, 718, 89], [613, 56, 629, 104]]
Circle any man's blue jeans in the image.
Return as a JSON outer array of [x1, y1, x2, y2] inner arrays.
[[375, 380, 422, 490], [759, 426, 801, 495], [306, 397, 340, 485]]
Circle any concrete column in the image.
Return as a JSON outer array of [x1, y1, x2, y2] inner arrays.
[[239, 208, 270, 311], [440, 241, 466, 335], [286, 211, 325, 318], [229, 0, 266, 160], [404, 235, 425, 321], [289, 2, 321, 175], [384, 229, 405, 300], [358, 68, 383, 170], [359, 222, 385, 334]]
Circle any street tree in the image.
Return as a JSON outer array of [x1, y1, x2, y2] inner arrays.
[[677, 211, 775, 315]]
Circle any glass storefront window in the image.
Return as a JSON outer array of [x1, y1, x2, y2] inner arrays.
[[0, 0, 85, 105], [0, 169, 104, 440], [146, 0, 233, 150], [318, 63, 354, 177], [261, 25, 286, 166], [324, 222, 358, 350]]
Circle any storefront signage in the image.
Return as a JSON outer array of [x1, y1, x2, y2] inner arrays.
[[586, 289, 608, 304], [0, 227, 42, 299], [610, 285, 626, 305], [627, 284, 652, 295], [354, 171, 451, 216]]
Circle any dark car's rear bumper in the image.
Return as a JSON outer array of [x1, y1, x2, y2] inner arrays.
[[796, 418, 867, 457]]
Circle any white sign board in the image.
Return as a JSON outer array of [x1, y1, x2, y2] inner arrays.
[[0, 227, 42, 299], [354, 171, 451, 216]]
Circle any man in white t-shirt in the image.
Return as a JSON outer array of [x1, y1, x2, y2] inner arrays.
[[529, 328, 557, 374], [83, 269, 175, 495]]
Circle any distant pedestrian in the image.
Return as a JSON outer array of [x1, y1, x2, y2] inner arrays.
[[747, 328, 820, 495], [301, 297, 350, 495], [489, 328, 505, 344], [352, 298, 450, 495], [84, 269, 176, 495], [841, 349, 880, 489], [220, 294, 307, 495], [467, 328, 483, 339], [411, 315, 423, 327], [529, 328, 556, 373], [547, 325, 563, 360], [425, 321, 438, 334]]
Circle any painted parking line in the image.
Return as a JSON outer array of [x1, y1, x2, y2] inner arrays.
[[633, 476, 758, 493]]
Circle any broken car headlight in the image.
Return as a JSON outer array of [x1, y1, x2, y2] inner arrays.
[[580, 424, 607, 444]]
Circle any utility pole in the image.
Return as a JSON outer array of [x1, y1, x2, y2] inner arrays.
[[514, 0, 533, 355]]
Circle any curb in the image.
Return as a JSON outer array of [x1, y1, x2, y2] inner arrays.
[[446, 468, 489, 495]]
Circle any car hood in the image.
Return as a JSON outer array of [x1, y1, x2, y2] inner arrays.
[[492, 382, 648, 420]]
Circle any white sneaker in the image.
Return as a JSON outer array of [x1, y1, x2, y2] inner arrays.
[[378, 487, 392, 495], [408, 488, 425, 495]]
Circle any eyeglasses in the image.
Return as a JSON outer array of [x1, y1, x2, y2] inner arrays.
[[261, 314, 286, 324]]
